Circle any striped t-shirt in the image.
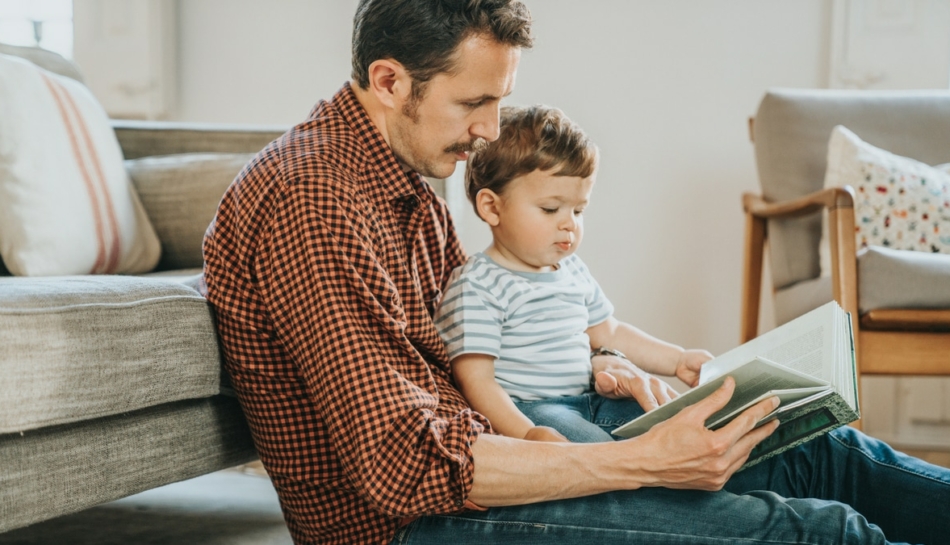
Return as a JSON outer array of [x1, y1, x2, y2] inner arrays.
[[435, 252, 614, 401]]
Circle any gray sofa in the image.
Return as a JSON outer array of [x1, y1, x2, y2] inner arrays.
[[0, 44, 286, 532]]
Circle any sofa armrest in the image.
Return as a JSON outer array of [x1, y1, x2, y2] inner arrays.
[[112, 120, 288, 159]]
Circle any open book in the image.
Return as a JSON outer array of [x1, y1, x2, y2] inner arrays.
[[611, 301, 859, 469]]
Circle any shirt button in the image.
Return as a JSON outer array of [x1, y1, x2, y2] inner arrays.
[[454, 499, 463, 507]]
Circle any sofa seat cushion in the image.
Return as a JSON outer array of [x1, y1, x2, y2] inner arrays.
[[0, 275, 222, 433], [773, 245, 950, 326]]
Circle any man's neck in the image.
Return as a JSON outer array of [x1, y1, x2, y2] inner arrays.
[[351, 82, 392, 147]]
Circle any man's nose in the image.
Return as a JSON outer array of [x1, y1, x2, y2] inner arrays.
[[471, 103, 501, 142]]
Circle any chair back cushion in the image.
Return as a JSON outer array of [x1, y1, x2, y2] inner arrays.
[[753, 89, 950, 289]]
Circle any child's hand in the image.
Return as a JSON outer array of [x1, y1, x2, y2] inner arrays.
[[523, 425, 570, 443], [674, 349, 714, 387]]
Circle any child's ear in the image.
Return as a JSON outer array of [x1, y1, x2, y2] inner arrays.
[[475, 189, 502, 227]]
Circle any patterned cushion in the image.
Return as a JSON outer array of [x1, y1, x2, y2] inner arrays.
[[0, 53, 160, 276], [820, 125, 950, 276]]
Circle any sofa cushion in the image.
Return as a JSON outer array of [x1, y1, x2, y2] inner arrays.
[[0, 275, 223, 433], [0, 53, 161, 276], [0, 396, 255, 533], [127, 153, 254, 271]]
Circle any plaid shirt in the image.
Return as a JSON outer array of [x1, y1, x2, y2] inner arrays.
[[203, 83, 489, 544]]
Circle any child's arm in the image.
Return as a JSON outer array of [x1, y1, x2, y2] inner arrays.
[[587, 317, 712, 387], [451, 353, 568, 442]]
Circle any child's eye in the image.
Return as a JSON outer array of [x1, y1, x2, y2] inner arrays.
[[574, 208, 585, 216], [541, 207, 558, 214]]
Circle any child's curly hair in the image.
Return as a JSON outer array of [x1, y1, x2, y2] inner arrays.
[[465, 105, 598, 220]]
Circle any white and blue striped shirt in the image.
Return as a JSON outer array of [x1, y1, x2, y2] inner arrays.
[[435, 252, 614, 401]]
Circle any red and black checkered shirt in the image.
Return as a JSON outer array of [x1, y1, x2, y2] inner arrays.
[[203, 83, 489, 544]]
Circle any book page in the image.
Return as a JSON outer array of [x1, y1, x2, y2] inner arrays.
[[703, 358, 828, 426], [707, 386, 832, 429], [762, 326, 823, 378], [700, 302, 838, 385], [613, 357, 828, 438]]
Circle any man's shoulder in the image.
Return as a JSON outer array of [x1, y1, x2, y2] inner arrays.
[[276, 105, 367, 187]]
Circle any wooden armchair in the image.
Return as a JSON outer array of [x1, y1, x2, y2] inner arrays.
[[741, 89, 950, 422]]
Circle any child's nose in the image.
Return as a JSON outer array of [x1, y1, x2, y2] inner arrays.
[[560, 215, 577, 231]]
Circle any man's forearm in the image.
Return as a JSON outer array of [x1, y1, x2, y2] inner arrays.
[[466, 380, 781, 506], [468, 434, 633, 505]]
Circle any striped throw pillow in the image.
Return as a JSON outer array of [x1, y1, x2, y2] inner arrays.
[[0, 53, 160, 276]]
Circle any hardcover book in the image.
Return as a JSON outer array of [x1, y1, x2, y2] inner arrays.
[[612, 301, 859, 469]]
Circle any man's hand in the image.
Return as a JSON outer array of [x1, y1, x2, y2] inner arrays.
[[674, 348, 714, 388], [523, 425, 569, 443], [592, 354, 678, 411], [627, 376, 779, 491]]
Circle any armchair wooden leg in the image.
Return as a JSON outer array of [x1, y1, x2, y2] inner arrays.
[[827, 197, 862, 429], [740, 208, 766, 344]]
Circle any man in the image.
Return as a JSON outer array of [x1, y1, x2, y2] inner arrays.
[[203, 1, 950, 543]]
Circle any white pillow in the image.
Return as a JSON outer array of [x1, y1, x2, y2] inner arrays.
[[819, 125, 950, 276], [0, 53, 160, 276]]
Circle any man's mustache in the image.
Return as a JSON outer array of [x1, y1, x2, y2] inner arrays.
[[445, 138, 489, 154]]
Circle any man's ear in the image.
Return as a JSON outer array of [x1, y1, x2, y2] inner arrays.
[[475, 188, 503, 227], [366, 59, 412, 112]]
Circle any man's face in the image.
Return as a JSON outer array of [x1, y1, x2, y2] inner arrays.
[[388, 34, 521, 179]]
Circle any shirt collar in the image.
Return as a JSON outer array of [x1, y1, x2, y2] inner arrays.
[[329, 82, 435, 209]]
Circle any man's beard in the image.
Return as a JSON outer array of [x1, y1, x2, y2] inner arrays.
[[393, 93, 490, 178]]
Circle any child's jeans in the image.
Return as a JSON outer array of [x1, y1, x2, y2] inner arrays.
[[513, 391, 641, 442]]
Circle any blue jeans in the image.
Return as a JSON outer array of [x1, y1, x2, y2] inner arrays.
[[392, 393, 950, 545], [514, 391, 642, 442]]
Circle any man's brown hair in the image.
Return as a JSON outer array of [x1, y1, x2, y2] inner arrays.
[[352, 0, 533, 101], [465, 105, 599, 219]]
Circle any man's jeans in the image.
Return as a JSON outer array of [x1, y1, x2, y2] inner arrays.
[[392, 393, 950, 545]]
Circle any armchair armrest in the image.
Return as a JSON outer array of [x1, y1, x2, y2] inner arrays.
[[111, 120, 289, 159], [742, 186, 854, 219], [740, 185, 859, 344]]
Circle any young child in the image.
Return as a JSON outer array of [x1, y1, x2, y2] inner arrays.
[[434, 105, 712, 443]]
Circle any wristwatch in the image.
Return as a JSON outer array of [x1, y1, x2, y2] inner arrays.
[[590, 346, 627, 360]]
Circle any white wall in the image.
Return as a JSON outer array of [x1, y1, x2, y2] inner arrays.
[[172, 0, 833, 356], [176, 0, 359, 124]]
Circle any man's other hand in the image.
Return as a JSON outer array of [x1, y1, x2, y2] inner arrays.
[[627, 376, 779, 491]]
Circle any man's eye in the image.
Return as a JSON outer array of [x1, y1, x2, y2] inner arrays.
[[464, 101, 483, 109]]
